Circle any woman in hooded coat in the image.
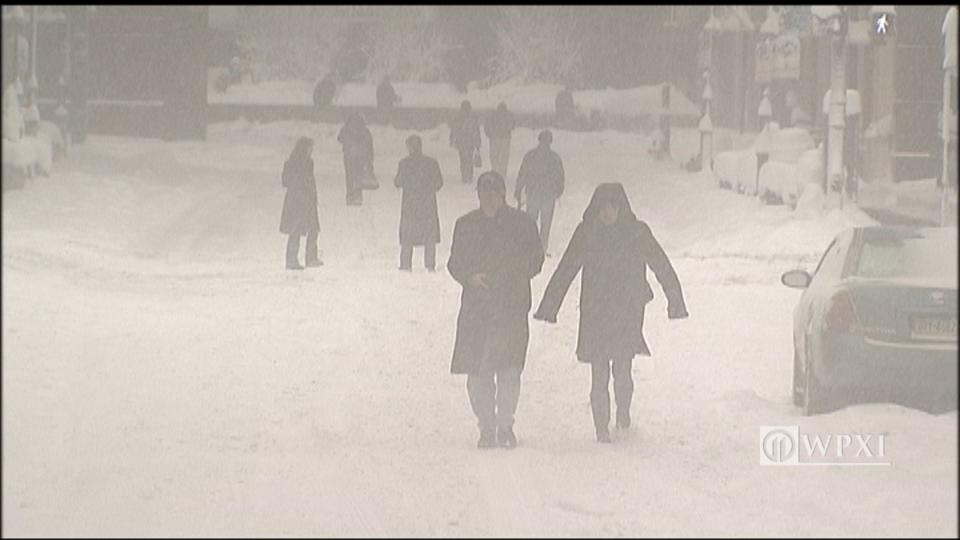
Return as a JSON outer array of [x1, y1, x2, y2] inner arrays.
[[279, 136, 321, 270], [534, 183, 688, 442]]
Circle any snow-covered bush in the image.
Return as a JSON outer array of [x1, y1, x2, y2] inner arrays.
[[2, 133, 52, 180], [487, 6, 583, 86], [767, 127, 814, 163], [758, 160, 795, 205], [713, 150, 741, 189], [795, 181, 825, 218], [37, 120, 65, 159], [736, 151, 759, 195]]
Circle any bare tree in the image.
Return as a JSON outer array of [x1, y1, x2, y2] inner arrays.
[[487, 6, 583, 86], [363, 7, 448, 83]]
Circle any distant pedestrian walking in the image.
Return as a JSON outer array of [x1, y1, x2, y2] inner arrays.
[[313, 72, 337, 110], [338, 113, 374, 206], [533, 183, 688, 443], [514, 130, 565, 256], [377, 77, 400, 115], [394, 134, 443, 271], [279, 137, 322, 270], [448, 171, 545, 449], [449, 100, 482, 185], [484, 102, 516, 179]]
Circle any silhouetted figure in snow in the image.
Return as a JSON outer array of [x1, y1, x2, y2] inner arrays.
[[279, 137, 322, 270], [313, 72, 337, 110], [394, 134, 443, 271], [377, 77, 400, 115], [514, 130, 565, 257], [534, 183, 687, 443], [449, 100, 482, 185], [555, 87, 575, 127], [447, 171, 544, 449], [337, 113, 374, 206], [484, 102, 516, 179]]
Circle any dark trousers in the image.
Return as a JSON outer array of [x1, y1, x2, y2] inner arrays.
[[525, 198, 556, 254], [458, 147, 475, 184], [400, 242, 436, 270], [590, 356, 634, 434], [286, 230, 318, 265]]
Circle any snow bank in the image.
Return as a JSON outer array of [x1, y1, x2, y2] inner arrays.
[[209, 78, 699, 118]]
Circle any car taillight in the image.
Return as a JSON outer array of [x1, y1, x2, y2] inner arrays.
[[826, 291, 860, 333]]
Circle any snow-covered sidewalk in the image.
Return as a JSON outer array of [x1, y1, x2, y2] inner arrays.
[[2, 122, 955, 537]]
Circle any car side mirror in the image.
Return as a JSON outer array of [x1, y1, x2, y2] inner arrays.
[[781, 269, 812, 289]]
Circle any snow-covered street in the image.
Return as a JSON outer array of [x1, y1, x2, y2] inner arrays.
[[2, 122, 956, 537]]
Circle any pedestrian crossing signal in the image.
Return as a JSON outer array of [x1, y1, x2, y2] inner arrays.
[[871, 12, 894, 43]]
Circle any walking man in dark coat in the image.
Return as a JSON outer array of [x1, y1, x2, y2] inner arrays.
[[394, 134, 443, 271], [449, 100, 482, 185], [448, 170, 545, 449], [534, 183, 688, 443], [514, 130, 565, 257], [484, 102, 516, 178]]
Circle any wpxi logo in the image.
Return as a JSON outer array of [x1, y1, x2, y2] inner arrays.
[[759, 426, 890, 466]]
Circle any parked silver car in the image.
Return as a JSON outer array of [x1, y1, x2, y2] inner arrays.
[[782, 226, 958, 415]]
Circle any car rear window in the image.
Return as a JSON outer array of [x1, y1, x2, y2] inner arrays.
[[854, 228, 958, 281]]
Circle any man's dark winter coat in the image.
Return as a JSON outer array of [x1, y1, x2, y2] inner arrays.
[[394, 153, 443, 246], [514, 145, 565, 202], [448, 206, 544, 374]]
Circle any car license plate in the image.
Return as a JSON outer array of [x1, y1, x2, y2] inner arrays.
[[911, 315, 958, 341]]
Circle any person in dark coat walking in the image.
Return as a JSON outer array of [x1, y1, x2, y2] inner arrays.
[[394, 134, 443, 271], [448, 170, 545, 449], [338, 113, 374, 206], [484, 102, 516, 179], [449, 100, 482, 185], [313, 72, 337, 110], [514, 130, 565, 257], [376, 76, 400, 124], [279, 137, 322, 270], [533, 183, 688, 443]]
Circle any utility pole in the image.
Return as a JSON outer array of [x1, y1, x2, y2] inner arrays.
[[827, 8, 848, 209]]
